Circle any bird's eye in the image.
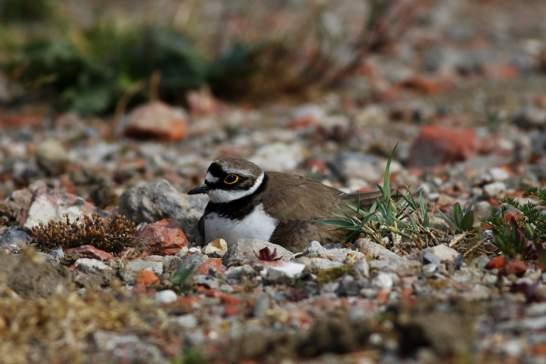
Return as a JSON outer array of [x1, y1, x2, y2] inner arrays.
[[224, 174, 239, 185]]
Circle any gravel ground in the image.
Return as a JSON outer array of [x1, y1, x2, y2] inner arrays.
[[0, 1, 545, 363]]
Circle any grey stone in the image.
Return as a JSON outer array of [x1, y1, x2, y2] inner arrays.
[[119, 179, 207, 243], [225, 239, 294, 266], [225, 265, 257, 281], [74, 258, 114, 286], [514, 106, 546, 129], [35, 139, 70, 175], [305, 240, 365, 263], [0, 227, 31, 252], [94, 331, 165, 364], [296, 256, 344, 271]]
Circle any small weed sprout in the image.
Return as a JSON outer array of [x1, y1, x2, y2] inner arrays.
[[441, 203, 475, 233]]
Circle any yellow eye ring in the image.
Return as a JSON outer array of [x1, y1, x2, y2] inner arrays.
[[224, 174, 239, 185]]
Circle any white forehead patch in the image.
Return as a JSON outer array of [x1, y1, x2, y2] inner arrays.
[[208, 172, 264, 203], [221, 167, 254, 178], [205, 172, 219, 183]]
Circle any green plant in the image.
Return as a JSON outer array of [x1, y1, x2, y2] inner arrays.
[[441, 203, 475, 233], [324, 150, 435, 248], [7, 24, 208, 115], [170, 262, 196, 293], [485, 188, 546, 260]]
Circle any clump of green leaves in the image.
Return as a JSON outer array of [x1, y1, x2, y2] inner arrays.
[[31, 213, 137, 253], [441, 203, 475, 233], [325, 152, 435, 249], [8, 24, 208, 115], [170, 263, 196, 294], [485, 188, 546, 260]]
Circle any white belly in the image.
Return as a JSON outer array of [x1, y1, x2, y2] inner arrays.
[[204, 203, 279, 244]]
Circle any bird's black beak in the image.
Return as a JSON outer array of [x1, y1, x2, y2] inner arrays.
[[187, 184, 209, 195]]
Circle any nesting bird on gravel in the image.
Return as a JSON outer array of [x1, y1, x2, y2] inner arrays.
[[189, 158, 381, 251]]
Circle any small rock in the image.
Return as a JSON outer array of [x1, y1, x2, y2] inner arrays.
[[94, 331, 165, 364], [250, 143, 305, 171], [353, 258, 370, 278], [74, 258, 111, 273], [488, 167, 510, 181], [408, 125, 476, 167], [135, 218, 188, 255], [262, 261, 305, 281], [305, 240, 365, 263], [23, 189, 97, 229], [123, 259, 164, 283], [225, 265, 257, 281], [204, 238, 228, 257], [297, 257, 345, 271], [154, 289, 178, 304], [119, 179, 207, 243], [486, 255, 506, 270], [506, 259, 527, 277], [373, 272, 395, 291], [135, 269, 161, 287], [337, 275, 361, 296], [124, 101, 188, 141], [74, 258, 114, 286], [65, 245, 114, 261], [171, 314, 198, 329], [225, 239, 293, 266], [195, 257, 225, 276], [483, 181, 507, 198], [425, 244, 460, 263], [513, 105, 546, 129], [423, 263, 439, 277], [0, 227, 31, 252], [35, 139, 70, 175]]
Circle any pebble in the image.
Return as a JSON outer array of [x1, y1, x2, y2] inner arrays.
[[250, 143, 305, 171], [154, 289, 178, 304], [171, 314, 198, 329], [225, 239, 293, 266], [483, 181, 507, 198], [23, 189, 96, 229], [0, 226, 31, 252], [119, 179, 207, 243], [35, 139, 70, 175], [123, 260, 164, 283], [204, 238, 228, 257], [262, 261, 305, 281]]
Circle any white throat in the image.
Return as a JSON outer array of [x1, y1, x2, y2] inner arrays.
[[208, 172, 265, 203]]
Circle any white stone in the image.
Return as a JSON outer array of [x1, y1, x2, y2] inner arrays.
[[154, 290, 177, 304], [203, 238, 228, 257], [488, 167, 510, 181], [75, 258, 111, 273], [250, 143, 305, 171], [430, 244, 460, 262], [483, 182, 507, 197], [262, 261, 305, 280]]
